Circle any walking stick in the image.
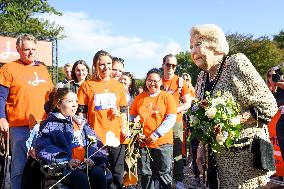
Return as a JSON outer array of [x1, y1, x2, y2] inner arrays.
[[1, 131, 11, 189]]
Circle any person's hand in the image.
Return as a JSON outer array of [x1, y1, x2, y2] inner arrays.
[[138, 133, 146, 143], [0, 118, 9, 132], [134, 115, 141, 123], [275, 81, 284, 89], [121, 127, 131, 138], [28, 147, 36, 159], [68, 159, 81, 170], [237, 112, 255, 125], [84, 158, 95, 167], [144, 133, 158, 144]]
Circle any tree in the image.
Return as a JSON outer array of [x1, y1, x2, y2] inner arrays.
[[273, 30, 284, 49], [227, 33, 284, 77], [0, 0, 65, 40], [175, 51, 201, 85], [174, 33, 284, 85]]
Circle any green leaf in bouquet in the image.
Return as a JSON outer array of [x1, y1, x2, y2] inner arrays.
[[225, 138, 234, 149]]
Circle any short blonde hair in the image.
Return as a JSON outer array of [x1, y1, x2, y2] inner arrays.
[[64, 63, 73, 69], [190, 24, 229, 55]]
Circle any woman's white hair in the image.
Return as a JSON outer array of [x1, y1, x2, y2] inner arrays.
[[190, 24, 229, 55]]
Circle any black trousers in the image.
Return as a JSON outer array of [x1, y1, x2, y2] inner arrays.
[[190, 138, 200, 178], [276, 114, 284, 161], [108, 144, 125, 189]]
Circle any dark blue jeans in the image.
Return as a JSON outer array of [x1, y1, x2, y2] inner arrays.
[[10, 126, 30, 189], [62, 165, 107, 189], [138, 144, 173, 189]]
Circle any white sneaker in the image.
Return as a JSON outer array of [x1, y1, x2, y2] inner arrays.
[[175, 181, 185, 189]]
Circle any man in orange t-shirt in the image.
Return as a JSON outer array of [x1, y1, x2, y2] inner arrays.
[[162, 54, 192, 189], [78, 50, 128, 189], [0, 34, 53, 189]]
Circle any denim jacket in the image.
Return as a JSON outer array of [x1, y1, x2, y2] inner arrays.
[[34, 112, 108, 165]]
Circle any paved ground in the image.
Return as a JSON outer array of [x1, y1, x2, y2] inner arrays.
[[124, 163, 284, 189]]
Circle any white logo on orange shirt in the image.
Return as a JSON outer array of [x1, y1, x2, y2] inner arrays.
[[0, 41, 19, 59], [28, 72, 47, 86]]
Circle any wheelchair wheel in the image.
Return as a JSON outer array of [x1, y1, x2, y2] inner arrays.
[[42, 179, 70, 189]]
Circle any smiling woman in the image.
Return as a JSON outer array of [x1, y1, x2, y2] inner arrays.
[[189, 24, 277, 189], [130, 68, 177, 189], [33, 87, 109, 189], [77, 50, 128, 189]]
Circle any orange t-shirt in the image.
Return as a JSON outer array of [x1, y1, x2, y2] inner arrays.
[[162, 75, 190, 122], [77, 79, 127, 145], [130, 91, 177, 148], [188, 84, 196, 98], [0, 60, 53, 127]]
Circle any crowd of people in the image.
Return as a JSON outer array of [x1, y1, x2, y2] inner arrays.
[[0, 23, 283, 189]]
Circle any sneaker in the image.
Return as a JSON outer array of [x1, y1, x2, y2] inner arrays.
[[188, 177, 200, 189], [175, 181, 185, 189]]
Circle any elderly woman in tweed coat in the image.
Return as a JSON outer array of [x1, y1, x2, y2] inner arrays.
[[189, 24, 277, 189]]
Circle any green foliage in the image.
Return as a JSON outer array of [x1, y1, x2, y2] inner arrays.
[[227, 33, 284, 77], [0, 0, 65, 40], [175, 33, 284, 85], [175, 51, 200, 86], [273, 30, 284, 49], [47, 66, 66, 85], [57, 67, 66, 82], [135, 79, 145, 88]]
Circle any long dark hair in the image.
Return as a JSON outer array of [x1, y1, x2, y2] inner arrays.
[[71, 60, 90, 83]]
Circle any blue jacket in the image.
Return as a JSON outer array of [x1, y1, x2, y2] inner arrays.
[[34, 112, 108, 165]]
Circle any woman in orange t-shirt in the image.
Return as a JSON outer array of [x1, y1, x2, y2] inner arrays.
[[130, 68, 177, 189], [77, 50, 128, 189]]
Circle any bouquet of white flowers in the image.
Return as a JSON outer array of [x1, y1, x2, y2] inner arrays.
[[189, 91, 243, 152]]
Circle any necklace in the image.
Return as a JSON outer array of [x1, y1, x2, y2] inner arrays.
[[203, 56, 227, 98], [101, 79, 111, 93]]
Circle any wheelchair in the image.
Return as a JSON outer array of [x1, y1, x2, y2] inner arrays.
[[22, 157, 112, 189]]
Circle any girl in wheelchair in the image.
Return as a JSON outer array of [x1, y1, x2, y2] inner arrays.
[[32, 88, 111, 189]]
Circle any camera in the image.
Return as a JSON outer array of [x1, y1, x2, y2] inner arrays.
[[271, 66, 283, 83]]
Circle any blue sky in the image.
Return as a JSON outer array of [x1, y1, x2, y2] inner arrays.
[[46, 0, 284, 78]]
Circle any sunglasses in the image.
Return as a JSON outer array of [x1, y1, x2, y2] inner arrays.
[[165, 63, 176, 69]]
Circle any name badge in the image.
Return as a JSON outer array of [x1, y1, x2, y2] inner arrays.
[[94, 93, 117, 110], [72, 130, 84, 148]]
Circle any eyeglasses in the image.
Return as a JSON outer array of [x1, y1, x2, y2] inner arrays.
[[165, 63, 176, 69], [146, 79, 161, 84]]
